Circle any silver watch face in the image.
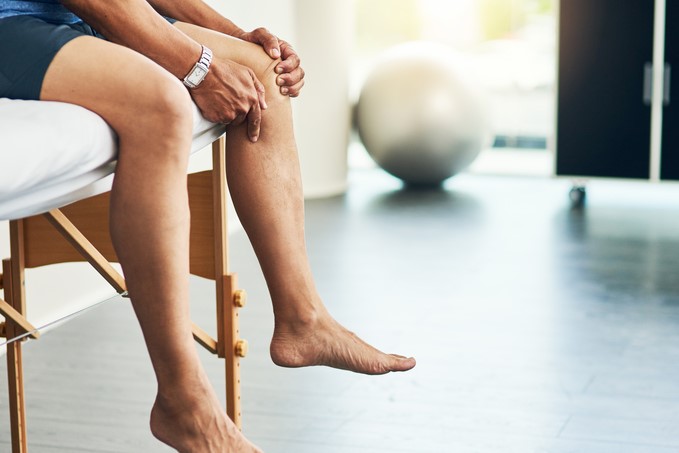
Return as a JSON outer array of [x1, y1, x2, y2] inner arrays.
[[188, 66, 208, 85]]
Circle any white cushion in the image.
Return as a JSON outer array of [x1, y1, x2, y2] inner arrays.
[[0, 98, 225, 220]]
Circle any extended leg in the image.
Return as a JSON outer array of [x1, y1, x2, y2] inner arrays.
[[176, 23, 416, 375], [40, 37, 260, 452]]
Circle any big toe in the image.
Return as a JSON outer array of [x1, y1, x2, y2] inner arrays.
[[389, 355, 416, 372]]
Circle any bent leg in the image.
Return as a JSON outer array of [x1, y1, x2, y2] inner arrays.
[[175, 22, 416, 375], [40, 36, 260, 453]]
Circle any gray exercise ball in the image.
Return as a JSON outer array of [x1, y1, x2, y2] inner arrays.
[[357, 42, 489, 187]]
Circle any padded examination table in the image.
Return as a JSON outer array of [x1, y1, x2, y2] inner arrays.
[[0, 98, 225, 220]]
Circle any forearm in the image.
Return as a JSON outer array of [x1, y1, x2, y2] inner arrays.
[[60, 0, 202, 79], [147, 0, 245, 37]]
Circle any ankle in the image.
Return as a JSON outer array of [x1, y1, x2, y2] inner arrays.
[[274, 303, 327, 332], [156, 371, 213, 407], [152, 379, 222, 429]]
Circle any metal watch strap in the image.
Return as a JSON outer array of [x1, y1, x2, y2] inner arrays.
[[197, 45, 212, 68]]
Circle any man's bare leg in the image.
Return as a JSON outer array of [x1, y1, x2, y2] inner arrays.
[[40, 37, 260, 452], [175, 23, 416, 375]]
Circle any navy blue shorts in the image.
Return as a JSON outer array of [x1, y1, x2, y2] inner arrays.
[[0, 15, 176, 100]]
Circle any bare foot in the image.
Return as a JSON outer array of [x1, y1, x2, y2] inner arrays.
[[150, 386, 262, 453], [270, 312, 416, 375]]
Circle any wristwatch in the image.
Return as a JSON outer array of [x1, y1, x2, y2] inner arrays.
[[182, 45, 213, 89]]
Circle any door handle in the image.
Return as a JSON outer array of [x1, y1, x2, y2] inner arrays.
[[664, 63, 671, 106], [643, 62, 653, 106]]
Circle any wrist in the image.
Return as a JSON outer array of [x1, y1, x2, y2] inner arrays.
[[218, 19, 244, 38], [182, 45, 213, 89]]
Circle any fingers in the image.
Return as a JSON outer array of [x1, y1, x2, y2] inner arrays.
[[243, 33, 305, 97], [247, 97, 262, 143], [252, 27, 280, 59], [247, 69, 264, 142], [274, 41, 304, 97], [251, 71, 267, 111], [275, 42, 301, 74], [281, 79, 305, 97], [277, 66, 305, 95], [189, 57, 268, 142]]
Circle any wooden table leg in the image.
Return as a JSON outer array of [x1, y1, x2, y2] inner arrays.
[[3, 258, 28, 453], [221, 273, 244, 428]]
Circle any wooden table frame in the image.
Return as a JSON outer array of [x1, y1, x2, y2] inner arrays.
[[0, 136, 247, 452]]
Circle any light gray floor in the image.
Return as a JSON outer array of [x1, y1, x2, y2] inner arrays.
[[3, 169, 679, 452]]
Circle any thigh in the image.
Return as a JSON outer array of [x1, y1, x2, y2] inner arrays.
[[40, 32, 188, 134], [0, 15, 187, 133], [174, 22, 280, 80]]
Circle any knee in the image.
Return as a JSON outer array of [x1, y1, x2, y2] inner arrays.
[[253, 56, 293, 113], [119, 74, 193, 165], [263, 60, 284, 96], [244, 47, 284, 98], [144, 76, 194, 136]]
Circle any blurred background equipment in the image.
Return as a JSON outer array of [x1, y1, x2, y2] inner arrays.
[[349, 0, 556, 179], [356, 41, 489, 186]]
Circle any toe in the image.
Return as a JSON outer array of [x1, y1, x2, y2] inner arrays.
[[389, 355, 416, 372]]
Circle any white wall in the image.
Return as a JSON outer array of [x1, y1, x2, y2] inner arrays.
[[292, 0, 353, 197], [204, 0, 296, 40]]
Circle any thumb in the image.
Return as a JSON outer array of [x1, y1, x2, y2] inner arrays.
[[265, 38, 280, 59], [254, 28, 280, 59]]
